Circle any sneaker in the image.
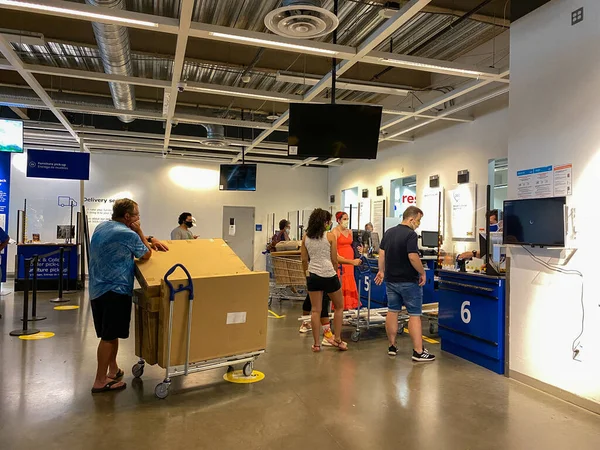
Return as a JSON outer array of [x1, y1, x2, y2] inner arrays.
[[412, 349, 436, 362], [322, 329, 334, 346], [299, 321, 312, 333], [388, 345, 398, 356]]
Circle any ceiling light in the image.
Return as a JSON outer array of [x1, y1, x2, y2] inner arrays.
[[209, 32, 338, 56], [323, 158, 340, 165], [185, 85, 290, 103], [266, 114, 280, 121], [276, 72, 409, 96], [0, 0, 159, 28], [381, 58, 485, 77]]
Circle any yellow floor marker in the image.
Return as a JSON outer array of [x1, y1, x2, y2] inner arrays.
[[54, 305, 80, 311], [403, 328, 440, 344], [19, 331, 55, 340], [223, 370, 265, 384], [268, 310, 285, 319]]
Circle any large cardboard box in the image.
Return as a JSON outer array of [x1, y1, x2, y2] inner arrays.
[[134, 239, 268, 368]]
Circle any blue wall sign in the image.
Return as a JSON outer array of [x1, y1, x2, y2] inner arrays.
[[17, 245, 78, 281], [0, 153, 10, 282], [27, 149, 90, 180]]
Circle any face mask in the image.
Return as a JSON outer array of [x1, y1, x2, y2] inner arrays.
[[185, 221, 194, 228], [326, 222, 332, 231], [285, 227, 291, 234], [340, 219, 349, 229]]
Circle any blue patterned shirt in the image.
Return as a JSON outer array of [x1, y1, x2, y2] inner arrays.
[[89, 221, 148, 300]]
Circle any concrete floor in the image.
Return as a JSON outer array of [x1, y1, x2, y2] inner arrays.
[[1, 289, 600, 450]]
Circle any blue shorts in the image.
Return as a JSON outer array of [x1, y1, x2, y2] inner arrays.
[[386, 282, 422, 316]]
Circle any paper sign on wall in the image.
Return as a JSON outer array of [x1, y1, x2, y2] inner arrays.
[[359, 198, 371, 230], [449, 183, 477, 241], [516, 163, 572, 199], [420, 187, 443, 232], [372, 199, 385, 234]]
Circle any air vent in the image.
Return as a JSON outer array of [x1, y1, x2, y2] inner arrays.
[[264, 0, 339, 40], [200, 124, 229, 147]]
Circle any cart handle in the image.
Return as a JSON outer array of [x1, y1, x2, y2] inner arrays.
[[357, 256, 371, 275], [164, 264, 194, 301]]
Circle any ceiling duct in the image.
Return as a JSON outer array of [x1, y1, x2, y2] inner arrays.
[[85, 0, 136, 123], [264, 0, 339, 40], [200, 124, 229, 147]]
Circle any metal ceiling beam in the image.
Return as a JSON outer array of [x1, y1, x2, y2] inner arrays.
[[381, 85, 510, 141], [292, 157, 318, 169], [380, 68, 509, 132], [162, 0, 194, 153], [0, 34, 82, 145], [9, 106, 28, 119], [238, 0, 432, 158], [0, 0, 179, 33]]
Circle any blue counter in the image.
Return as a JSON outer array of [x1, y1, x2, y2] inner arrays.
[[437, 270, 506, 374], [16, 243, 79, 291], [358, 257, 437, 307]]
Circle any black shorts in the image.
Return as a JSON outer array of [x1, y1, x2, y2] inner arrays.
[[91, 291, 133, 341], [303, 293, 330, 317], [307, 273, 341, 294]]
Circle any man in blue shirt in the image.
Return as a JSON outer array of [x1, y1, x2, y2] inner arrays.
[[89, 198, 168, 393]]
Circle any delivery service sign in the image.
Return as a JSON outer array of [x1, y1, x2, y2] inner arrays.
[[27, 149, 90, 181]]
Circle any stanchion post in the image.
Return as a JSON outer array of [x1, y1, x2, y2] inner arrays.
[[50, 248, 69, 304], [10, 259, 39, 336], [27, 255, 46, 322]]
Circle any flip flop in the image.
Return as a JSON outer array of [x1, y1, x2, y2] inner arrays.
[[108, 369, 124, 380], [91, 380, 127, 394]]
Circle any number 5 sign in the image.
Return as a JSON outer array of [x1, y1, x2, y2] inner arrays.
[[461, 301, 472, 324]]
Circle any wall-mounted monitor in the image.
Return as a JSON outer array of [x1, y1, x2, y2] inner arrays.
[[288, 104, 382, 160], [219, 164, 257, 191], [0, 119, 24, 153], [503, 197, 566, 247]]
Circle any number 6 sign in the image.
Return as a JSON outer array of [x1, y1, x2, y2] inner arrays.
[[461, 301, 472, 324]]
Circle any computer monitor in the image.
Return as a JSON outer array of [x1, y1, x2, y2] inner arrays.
[[370, 232, 380, 253], [57, 225, 75, 240], [421, 231, 439, 248], [479, 232, 488, 259]]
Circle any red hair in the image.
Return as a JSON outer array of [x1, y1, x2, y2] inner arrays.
[[335, 211, 347, 222]]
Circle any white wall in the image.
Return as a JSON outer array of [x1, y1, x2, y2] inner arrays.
[[328, 107, 508, 255], [9, 151, 329, 272], [507, 0, 600, 406]]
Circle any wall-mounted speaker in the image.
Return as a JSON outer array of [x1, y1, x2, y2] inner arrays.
[[330, 195, 335, 203], [457, 170, 470, 184], [376, 186, 383, 196], [362, 189, 369, 198], [429, 175, 440, 188]]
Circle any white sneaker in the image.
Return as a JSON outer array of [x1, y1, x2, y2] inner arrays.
[[299, 321, 312, 333], [322, 329, 334, 346]]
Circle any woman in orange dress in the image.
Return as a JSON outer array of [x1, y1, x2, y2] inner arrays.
[[332, 211, 361, 310]]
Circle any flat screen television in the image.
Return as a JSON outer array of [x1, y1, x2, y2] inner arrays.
[[503, 197, 566, 247], [288, 104, 383, 160], [0, 118, 23, 153], [219, 164, 257, 191]]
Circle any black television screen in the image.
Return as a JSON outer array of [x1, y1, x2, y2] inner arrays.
[[288, 104, 383, 160], [219, 164, 257, 191], [503, 197, 566, 247]]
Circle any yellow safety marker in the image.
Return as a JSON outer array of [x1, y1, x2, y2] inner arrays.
[[268, 310, 285, 319], [223, 370, 265, 384], [54, 305, 80, 311], [403, 328, 440, 344], [19, 331, 55, 340]]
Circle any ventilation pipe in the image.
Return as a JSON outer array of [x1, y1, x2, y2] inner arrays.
[[85, 0, 136, 123], [200, 124, 229, 147]]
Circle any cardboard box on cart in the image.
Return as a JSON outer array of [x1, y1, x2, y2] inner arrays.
[[134, 239, 269, 368]]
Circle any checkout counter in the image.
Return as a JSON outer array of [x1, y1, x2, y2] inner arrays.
[[16, 243, 79, 291]]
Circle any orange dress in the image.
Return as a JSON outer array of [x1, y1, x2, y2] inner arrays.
[[336, 230, 359, 310]]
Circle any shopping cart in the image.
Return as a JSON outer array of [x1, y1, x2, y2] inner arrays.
[[132, 263, 263, 399], [268, 251, 307, 306]]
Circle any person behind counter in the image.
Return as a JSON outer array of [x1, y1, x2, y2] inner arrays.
[[375, 206, 436, 362], [457, 210, 501, 260], [301, 208, 348, 352], [267, 219, 290, 252], [171, 212, 198, 240], [89, 198, 169, 394]]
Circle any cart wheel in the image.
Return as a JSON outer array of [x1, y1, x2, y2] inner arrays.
[[227, 365, 235, 373], [351, 330, 361, 342], [155, 382, 170, 399], [243, 362, 253, 377], [397, 325, 405, 335], [132, 363, 144, 379], [429, 323, 438, 335], [268, 297, 272, 307]]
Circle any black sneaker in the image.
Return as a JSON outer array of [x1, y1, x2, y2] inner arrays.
[[412, 349, 436, 362], [388, 345, 398, 356]]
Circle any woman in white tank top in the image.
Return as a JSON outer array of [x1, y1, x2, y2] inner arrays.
[[301, 208, 348, 352]]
